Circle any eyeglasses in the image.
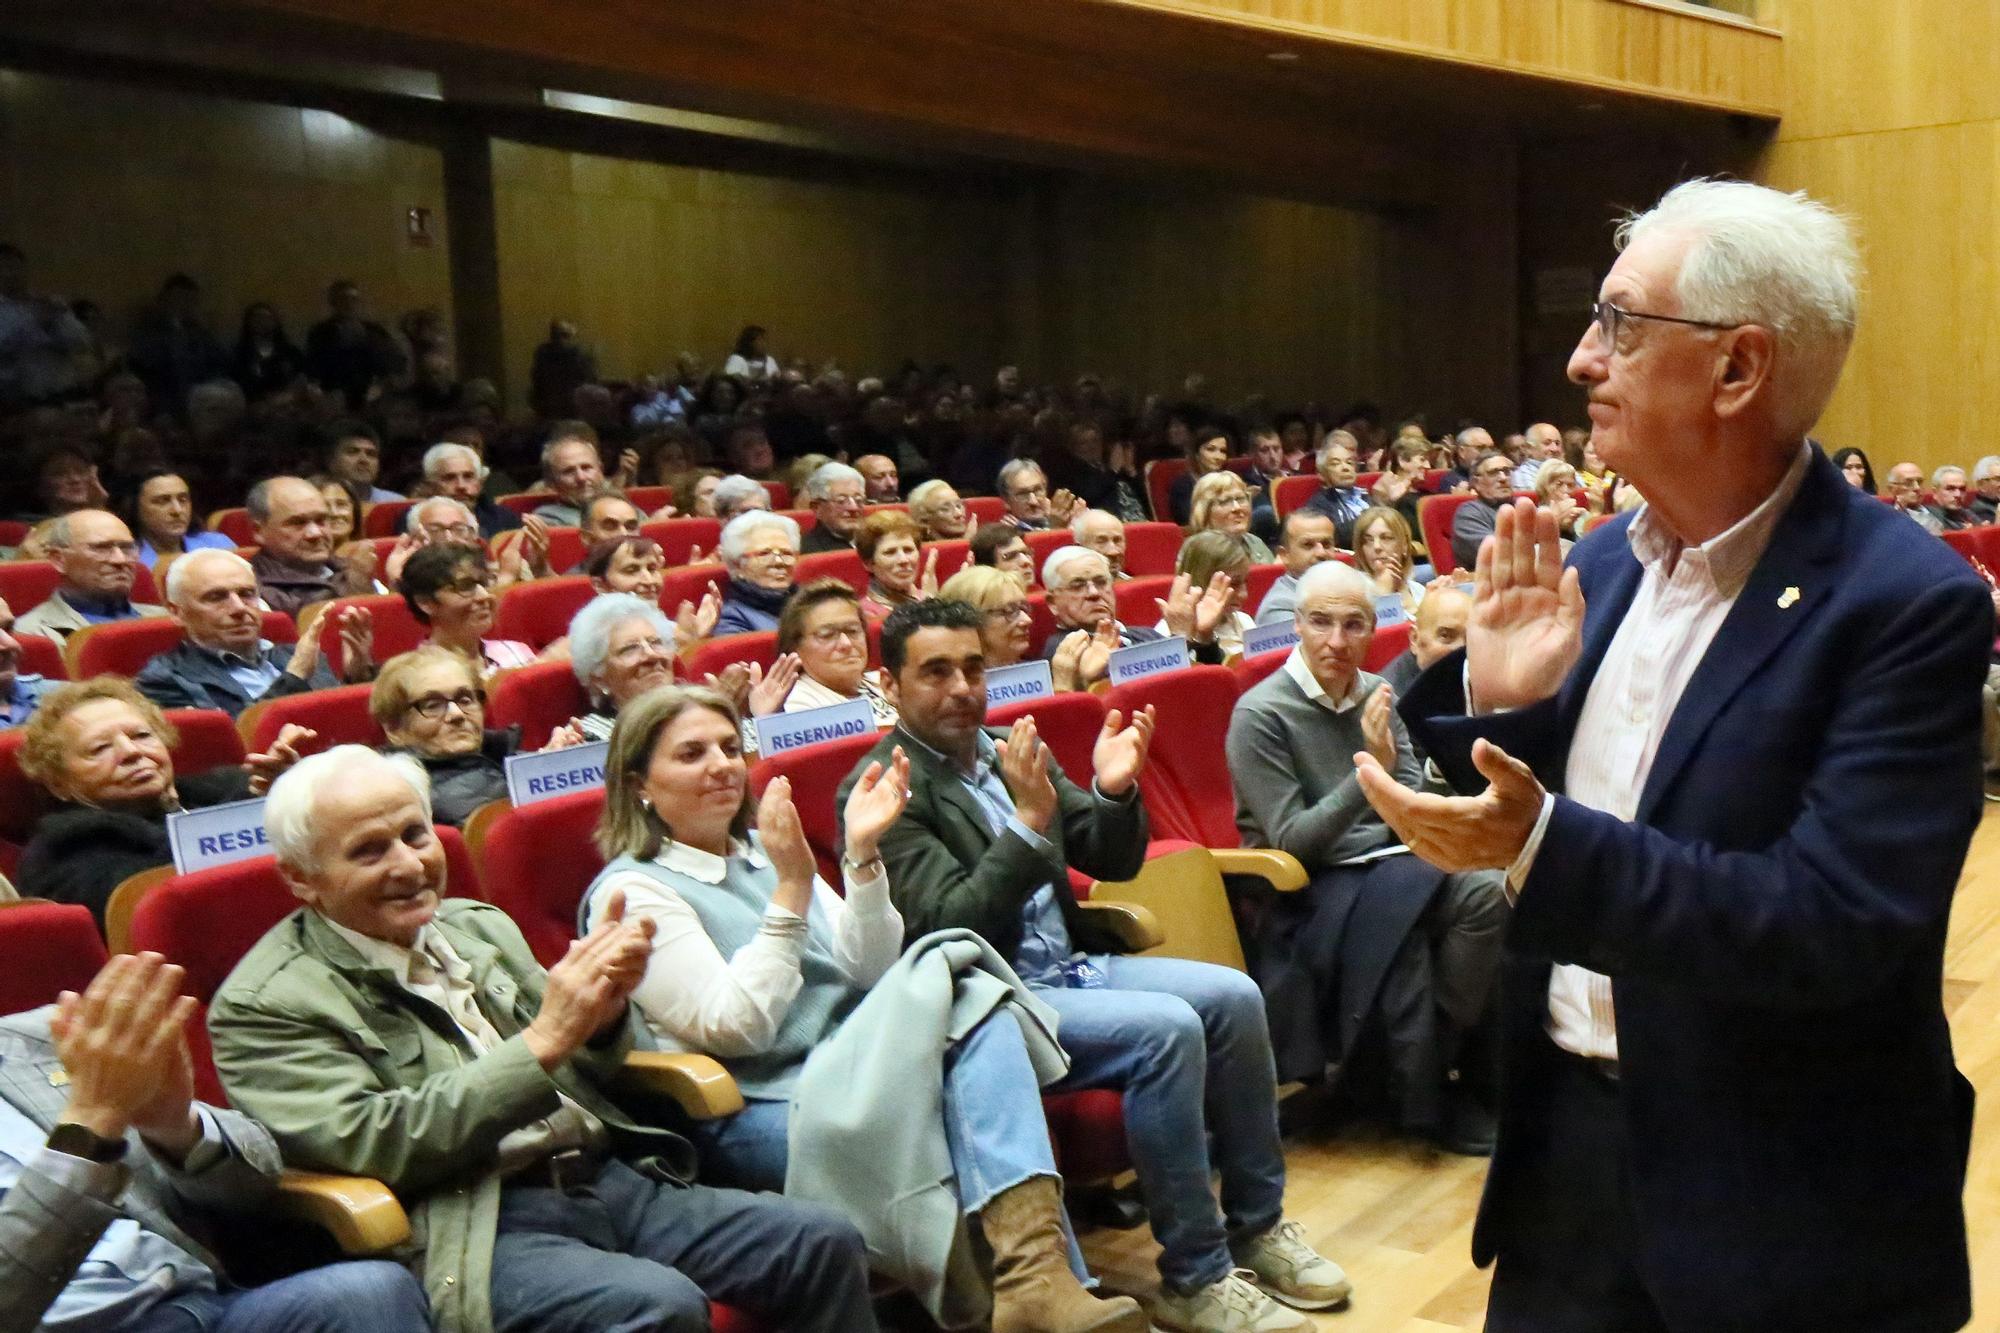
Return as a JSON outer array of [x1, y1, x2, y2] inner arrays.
[[806, 623, 868, 646], [1591, 300, 1740, 349], [441, 575, 495, 596], [986, 601, 1032, 623], [1008, 484, 1048, 500], [1475, 465, 1512, 479], [76, 540, 140, 557], [745, 546, 794, 563], [610, 635, 671, 663], [821, 493, 866, 510], [421, 522, 479, 541], [408, 687, 484, 719], [1059, 575, 1112, 594]]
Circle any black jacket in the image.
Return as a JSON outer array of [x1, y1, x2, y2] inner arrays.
[[392, 728, 520, 827]]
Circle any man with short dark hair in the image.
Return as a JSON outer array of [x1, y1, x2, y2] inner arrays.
[[324, 421, 402, 503], [841, 599, 1351, 1332], [1450, 451, 1514, 570], [1254, 510, 1339, 626], [14, 510, 171, 640], [248, 476, 372, 617]]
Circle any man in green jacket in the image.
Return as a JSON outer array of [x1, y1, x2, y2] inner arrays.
[[209, 745, 878, 1333]]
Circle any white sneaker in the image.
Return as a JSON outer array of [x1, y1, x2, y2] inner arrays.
[[1233, 1218, 1353, 1310], [1149, 1269, 1315, 1333]]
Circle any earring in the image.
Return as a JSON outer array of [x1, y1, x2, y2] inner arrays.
[[640, 796, 653, 811]]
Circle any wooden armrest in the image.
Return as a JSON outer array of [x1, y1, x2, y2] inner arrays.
[[272, 1169, 410, 1254], [1077, 899, 1165, 951], [1211, 847, 1309, 892], [619, 1050, 746, 1120]]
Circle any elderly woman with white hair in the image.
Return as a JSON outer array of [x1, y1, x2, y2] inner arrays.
[[568, 592, 681, 742], [711, 473, 774, 523], [799, 460, 867, 554], [907, 478, 973, 543], [712, 510, 801, 637], [1225, 559, 1505, 1154]]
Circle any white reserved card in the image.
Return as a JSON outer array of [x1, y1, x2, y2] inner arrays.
[[1106, 635, 1190, 685], [166, 797, 272, 875], [985, 659, 1054, 708], [1240, 621, 1300, 658], [753, 697, 877, 757], [504, 740, 611, 807]]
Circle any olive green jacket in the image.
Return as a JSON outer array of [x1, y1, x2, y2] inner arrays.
[[209, 899, 695, 1333]]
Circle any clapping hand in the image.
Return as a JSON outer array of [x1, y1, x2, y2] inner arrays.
[[1469, 499, 1585, 712], [917, 547, 941, 598], [1091, 704, 1154, 797], [524, 889, 656, 1070], [541, 721, 586, 751], [336, 603, 375, 681], [1049, 488, 1085, 525], [1359, 683, 1397, 769], [746, 653, 802, 717], [1355, 737, 1544, 872], [520, 515, 553, 577], [51, 953, 200, 1157], [286, 600, 329, 680], [674, 586, 721, 646], [245, 724, 317, 795], [756, 776, 817, 916], [843, 747, 910, 864], [995, 716, 1059, 834], [614, 448, 642, 489]]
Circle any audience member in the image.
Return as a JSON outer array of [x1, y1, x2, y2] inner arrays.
[[248, 476, 372, 617], [801, 462, 868, 554], [1299, 433, 1369, 547], [0, 951, 432, 1332], [1352, 507, 1427, 621], [774, 580, 898, 727], [1443, 427, 1493, 493], [909, 478, 973, 542], [998, 459, 1053, 530], [677, 467, 726, 519], [1164, 532, 1256, 657], [1071, 508, 1129, 580], [723, 323, 781, 381], [855, 510, 935, 618], [843, 599, 1350, 1331], [1227, 561, 1505, 1153], [575, 491, 644, 555], [1972, 456, 2000, 524], [1255, 510, 1341, 626], [1040, 546, 1228, 666], [855, 451, 902, 501], [1242, 428, 1288, 536], [971, 522, 1038, 587], [231, 299, 306, 401], [1451, 451, 1514, 569], [1886, 460, 1944, 533], [0, 594, 51, 732], [400, 543, 537, 678], [714, 510, 802, 636], [724, 423, 777, 480], [303, 279, 402, 408], [14, 510, 171, 640], [1188, 471, 1273, 561], [1047, 418, 1145, 522], [529, 320, 596, 419], [582, 687, 1148, 1331], [711, 473, 774, 523], [209, 746, 881, 1333], [136, 549, 373, 714], [1379, 581, 1471, 697], [940, 566, 1035, 668], [423, 441, 522, 538], [1929, 464, 1975, 531], [124, 469, 234, 569], [1508, 422, 1563, 491], [568, 593, 681, 741], [1168, 428, 1231, 525], [1829, 446, 1875, 495], [15, 678, 307, 927], [323, 421, 402, 503]]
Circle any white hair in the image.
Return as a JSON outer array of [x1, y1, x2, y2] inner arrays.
[[997, 458, 1044, 494], [804, 461, 863, 502], [1070, 508, 1120, 538], [1973, 456, 2000, 483], [1042, 544, 1107, 589], [163, 547, 256, 606], [568, 593, 674, 694], [1932, 464, 1967, 487], [265, 746, 431, 875], [907, 479, 954, 520], [422, 441, 484, 480], [718, 510, 800, 567], [406, 496, 475, 536], [711, 474, 771, 521], [1617, 178, 1860, 440], [1294, 559, 1378, 613]]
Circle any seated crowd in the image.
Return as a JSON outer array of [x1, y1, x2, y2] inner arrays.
[[7, 267, 1989, 1332]]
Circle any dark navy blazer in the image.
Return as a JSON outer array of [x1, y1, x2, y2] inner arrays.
[[1401, 446, 1987, 1333]]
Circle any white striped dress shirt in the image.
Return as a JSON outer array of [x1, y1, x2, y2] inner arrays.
[[1508, 446, 1810, 1061]]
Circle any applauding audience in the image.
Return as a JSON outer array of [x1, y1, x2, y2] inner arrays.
[[713, 511, 801, 636], [14, 510, 169, 640]]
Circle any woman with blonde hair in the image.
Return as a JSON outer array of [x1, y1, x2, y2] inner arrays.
[[939, 566, 1114, 691], [1187, 471, 1273, 562], [1350, 505, 1426, 620], [1160, 530, 1256, 656]]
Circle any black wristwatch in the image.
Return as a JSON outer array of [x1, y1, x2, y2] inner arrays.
[[47, 1121, 128, 1163]]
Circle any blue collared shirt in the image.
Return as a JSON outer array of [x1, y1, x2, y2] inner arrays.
[[195, 640, 285, 702], [64, 591, 143, 626], [1, 673, 53, 729]]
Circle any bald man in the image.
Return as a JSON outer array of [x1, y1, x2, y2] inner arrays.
[[1508, 423, 1564, 492]]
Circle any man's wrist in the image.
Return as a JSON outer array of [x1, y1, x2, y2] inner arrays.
[[134, 1107, 204, 1163], [54, 1102, 130, 1147]]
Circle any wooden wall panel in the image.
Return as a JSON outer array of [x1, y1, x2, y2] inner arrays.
[[0, 68, 451, 362], [1769, 0, 2000, 144]]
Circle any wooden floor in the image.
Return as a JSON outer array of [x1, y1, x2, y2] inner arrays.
[[1078, 806, 2000, 1331]]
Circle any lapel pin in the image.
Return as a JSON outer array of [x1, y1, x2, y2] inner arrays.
[[1777, 586, 1801, 609], [47, 1069, 69, 1087]]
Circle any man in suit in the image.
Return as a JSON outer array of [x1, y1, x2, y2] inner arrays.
[[841, 598, 1350, 1333], [136, 549, 374, 716], [1358, 180, 1986, 1333], [2, 950, 429, 1331], [210, 746, 877, 1333], [14, 509, 171, 641], [1036, 546, 1228, 666]]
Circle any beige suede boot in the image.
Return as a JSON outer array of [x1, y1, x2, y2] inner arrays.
[[979, 1176, 1149, 1333]]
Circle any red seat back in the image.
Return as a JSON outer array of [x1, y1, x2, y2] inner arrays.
[[478, 791, 608, 966], [1364, 620, 1412, 673], [240, 683, 382, 754], [1022, 529, 1071, 578], [17, 632, 65, 681], [318, 595, 427, 673], [494, 576, 596, 649], [747, 730, 883, 887], [927, 539, 972, 584], [1113, 576, 1175, 630], [488, 660, 591, 750], [1418, 494, 1476, 575], [69, 612, 295, 680], [539, 527, 586, 577], [1144, 458, 1188, 522], [683, 631, 779, 684], [164, 708, 246, 774], [1272, 476, 1318, 518], [777, 509, 817, 535], [0, 559, 160, 611], [1104, 664, 1242, 848], [0, 729, 39, 848], [0, 708, 240, 850], [793, 550, 868, 596], [0, 901, 108, 1015], [660, 565, 726, 620], [1942, 528, 1980, 566], [640, 517, 722, 567], [361, 499, 415, 538], [1233, 647, 1287, 693], [989, 690, 1105, 787], [208, 508, 257, 545], [1356, 471, 1382, 493], [625, 486, 672, 512], [1244, 562, 1284, 615], [963, 497, 1006, 527], [1122, 523, 1184, 578], [495, 493, 545, 518], [760, 481, 793, 509], [0, 520, 28, 547], [1025, 593, 1057, 651]]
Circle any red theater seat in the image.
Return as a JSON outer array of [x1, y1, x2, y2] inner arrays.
[[963, 496, 1006, 527], [1144, 458, 1188, 522], [1244, 563, 1283, 615], [660, 565, 727, 619], [988, 690, 1104, 787], [1272, 476, 1318, 518], [361, 499, 415, 537], [0, 559, 160, 612], [495, 576, 596, 648], [793, 549, 868, 596], [760, 481, 792, 509], [640, 517, 722, 567], [1364, 620, 1412, 673], [1418, 493, 1477, 576], [0, 901, 107, 1015], [1113, 576, 1175, 629], [488, 660, 591, 750], [67, 612, 295, 681], [1122, 523, 1184, 578], [317, 595, 427, 673], [478, 790, 608, 967], [206, 508, 258, 546], [238, 683, 382, 754], [927, 539, 972, 584], [17, 632, 65, 681], [683, 631, 779, 684]]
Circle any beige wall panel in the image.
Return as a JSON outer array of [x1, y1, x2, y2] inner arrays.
[[1772, 0, 2000, 144]]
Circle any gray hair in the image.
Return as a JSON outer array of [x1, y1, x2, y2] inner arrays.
[[406, 496, 476, 536], [1294, 559, 1378, 612], [804, 461, 863, 502], [1070, 508, 1120, 538], [711, 474, 771, 521], [245, 476, 310, 525], [539, 430, 598, 474], [164, 547, 255, 605], [1973, 456, 2000, 483], [266, 746, 431, 875], [1042, 544, 1107, 589], [1617, 178, 1860, 441], [1316, 431, 1358, 469], [907, 479, 954, 520], [44, 514, 75, 551], [718, 510, 800, 568], [1454, 426, 1492, 449], [997, 459, 1044, 494], [568, 593, 675, 695], [422, 441, 484, 480], [1932, 464, 1967, 488]]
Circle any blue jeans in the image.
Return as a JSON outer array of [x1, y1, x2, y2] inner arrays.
[[132, 1260, 428, 1332], [489, 1157, 876, 1333], [1038, 954, 1287, 1294], [689, 1011, 1093, 1278]]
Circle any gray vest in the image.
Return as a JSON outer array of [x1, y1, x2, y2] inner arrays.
[[597, 847, 863, 1099]]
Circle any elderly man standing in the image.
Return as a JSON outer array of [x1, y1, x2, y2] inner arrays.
[[422, 440, 522, 539], [13, 510, 171, 640], [531, 424, 607, 526], [249, 476, 372, 617], [1360, 180, 1986, 1332], [1227, 562, 1504, 1153], [1, 951, 431, 1332], [800, 461, 868, 553], [1254, 510, 1340, 626], [210, 747, 879, 1333], [1884, 460, 1944, 534], [136, 549, 373, 715], [1450, 452, 1515, 570]]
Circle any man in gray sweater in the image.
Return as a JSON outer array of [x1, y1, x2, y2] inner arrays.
[[1226, 561, 1507, 1154]]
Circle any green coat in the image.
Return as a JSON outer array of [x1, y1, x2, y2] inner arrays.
[[836, 724, 1150, 961], [209, 899, 696, 1333]]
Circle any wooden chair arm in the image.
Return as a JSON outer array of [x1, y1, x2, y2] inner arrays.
[[272, 1169, 410, 1254], [618, 1050, 746, 1120], [1210, 847, 1309, 892], [1077, 899, 1165, 951], [104, 866, 175, 955]]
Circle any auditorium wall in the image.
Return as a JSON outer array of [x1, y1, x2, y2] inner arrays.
[[0, 69, 453, 368]]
